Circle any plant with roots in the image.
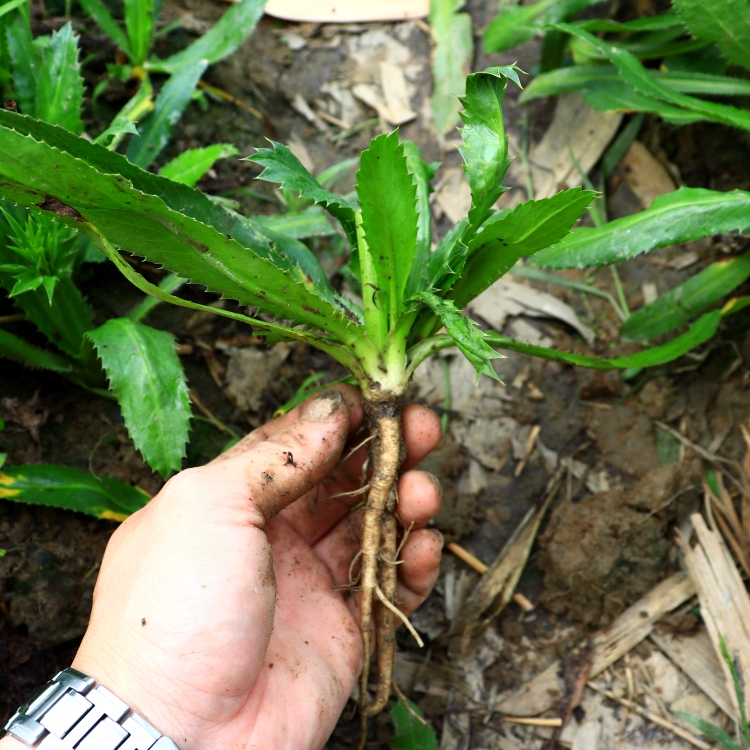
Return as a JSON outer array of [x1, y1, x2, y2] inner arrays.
[[0, 65, 729, 734]]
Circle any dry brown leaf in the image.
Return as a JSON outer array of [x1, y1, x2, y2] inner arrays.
[[678, 513, 750, 721], [509, 93, 622, 200], [620, 140, 676, 209]]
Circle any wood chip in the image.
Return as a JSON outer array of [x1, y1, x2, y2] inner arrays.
[[447, 542, 535, 612], [677, 512, 750, 720], [650, 629, 734, 718]]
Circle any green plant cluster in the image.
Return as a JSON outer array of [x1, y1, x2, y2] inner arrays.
[[482, 0, 750, 358]]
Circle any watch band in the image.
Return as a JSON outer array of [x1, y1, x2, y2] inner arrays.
[[3, 668, 179, 750]]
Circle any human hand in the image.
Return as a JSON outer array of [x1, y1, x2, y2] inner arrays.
[[3, 387, 442, 750]]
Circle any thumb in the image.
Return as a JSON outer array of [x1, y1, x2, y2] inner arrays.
[[200, 389, 351, 525]]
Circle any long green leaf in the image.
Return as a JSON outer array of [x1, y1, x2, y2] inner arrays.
[[416, 292, 502, 381], [0, 118, 352, 339], [485, 308, 724, 369], [124, 0, 156, 67], [675, 713, 740, 750], [390, 699, 438, 750], [160, 143, 238, 187], [78, 0, 131, 56], [534, 187, 750, 268], [403, 140, 439, 298], [575, 13, 682, 32], [35, 23, 84, 134], [673, 0, 750, 73], [449, 187, 595, 308], [0, 326, 75, 372], [459, 67, 517, 235], [87, 318, 190, 478], [148, 0, 265, 74], [621, 251, 750, 341], [0, 111, 344, 320], [6, 10, 39, 117], [356, 130, 418, 320], [246, 140, 358, 250], [483, 0, 604, 53], [556, 23, 750, 131], [127, 59, 207, 168], [0, 464, 149, 520], [429, 0, 473, 134], [521, 66, 750, 102], [0, 0, 30, 20], [252, 206, 333, 239], [581, 79, 703, 124]]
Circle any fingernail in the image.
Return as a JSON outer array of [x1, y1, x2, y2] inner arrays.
[[432, 529, 445, 549], [304, 389, 343, 422]]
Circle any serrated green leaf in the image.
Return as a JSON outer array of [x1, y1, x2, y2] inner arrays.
[[160, 143, 238, 187], [622, 251, 750, 341], [556, 23, 750, 131], [458, 68, 515, 237], [0, 326, 75, 372], [248, 217, 337, 305], [0, 111, 347, 326], [35, 23, 84, 134], [127, 59, 207, 168], [429, 0, 473, 134], [148, 0, 265, 74], [673, 0, 750, 73], [389, 699, 438, 750], [0, 463, 149, 520], [581, 79, 703, 124], [252, 206, 333, 239], [6, 10, 39, 117], [485, 308, 725, 369], [483, 0, 604, 53], [87, 318, 190, 478], [450, 187, 595, 308], [357, 130, 418, 321], [402, 140, 439, 298], [415, 292, 502, 381], [534, 187, 750, 269], [124, 0, 157, 67], [246, 140, 358, 251], [78, 0, 131, 57], [521, 66, 750, 103], [0, 116, 353, 339]]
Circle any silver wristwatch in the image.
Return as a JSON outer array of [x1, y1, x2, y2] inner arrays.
[[3, 668, 179, 750]]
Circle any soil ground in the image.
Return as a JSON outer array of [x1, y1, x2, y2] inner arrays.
[[2, 0, 750, 747]]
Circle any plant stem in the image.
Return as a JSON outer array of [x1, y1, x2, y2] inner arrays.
[[610, 266, 631, 318]]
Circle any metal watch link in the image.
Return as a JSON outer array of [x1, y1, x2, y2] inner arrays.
[[3, 668, 180, 750]]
